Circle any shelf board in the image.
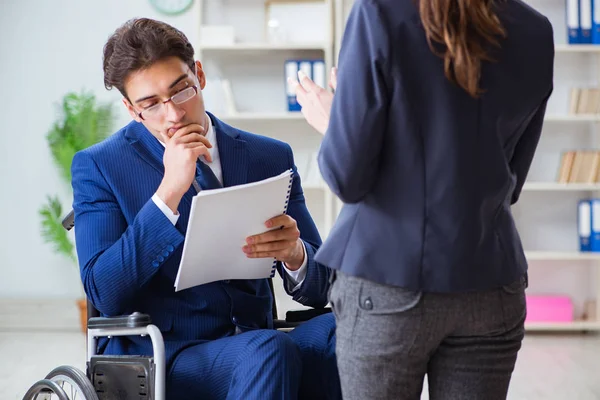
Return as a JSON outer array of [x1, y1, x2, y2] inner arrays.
[[199, 42, 328, 51], [525, 320, 600, 331], [522, 182, 600, 191], [525, 251, 600, 261], [555, 44, 600, 53], [219, 112, 305, 121], [544, 114, 600, 122]]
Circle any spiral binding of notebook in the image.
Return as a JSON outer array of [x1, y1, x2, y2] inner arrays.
[[270, 168, 294, 278]]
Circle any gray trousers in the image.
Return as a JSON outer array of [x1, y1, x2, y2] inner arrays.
[[328, 271, 526, 400]]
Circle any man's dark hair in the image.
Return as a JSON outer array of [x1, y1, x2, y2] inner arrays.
[[103, 18, 195, 98]]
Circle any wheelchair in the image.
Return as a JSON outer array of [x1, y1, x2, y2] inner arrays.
[[22, 209, 331, 400]]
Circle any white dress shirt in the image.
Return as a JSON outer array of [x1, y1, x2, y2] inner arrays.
[[151, 114, 307, 291]]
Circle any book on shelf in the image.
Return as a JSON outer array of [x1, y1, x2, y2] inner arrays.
[[557, 150, 600, 183], [567, 0, 600, 44], [569, 87, 600, 114]]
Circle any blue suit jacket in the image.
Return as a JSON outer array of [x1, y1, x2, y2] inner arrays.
[[315, 0, 554, 292], [71, 112, 330, 367]]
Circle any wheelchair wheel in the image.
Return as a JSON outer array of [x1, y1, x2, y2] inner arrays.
[[43, 366, 99, 400], [22, 378, 70, 400]]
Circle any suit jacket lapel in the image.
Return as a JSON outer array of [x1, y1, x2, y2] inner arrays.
[[208, 112, 248, 187], [124, 121, 165, 176]]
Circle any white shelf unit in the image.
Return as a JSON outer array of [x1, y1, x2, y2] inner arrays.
[[196, 0, 336, 242], [545, 114, 600, 122], [200, 42, 329, 51], [218, 112, 306, 121], [525, 320, 600, 331], [196, 0, 337, 318], [522, 182, 600, 191], [555, 44, 600, 53], [514, 0, 600, 332], [525, 251, 600, 261]]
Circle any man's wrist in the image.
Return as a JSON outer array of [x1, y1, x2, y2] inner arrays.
[[284, 240, 306, 271], [156, 182, 184, 214]]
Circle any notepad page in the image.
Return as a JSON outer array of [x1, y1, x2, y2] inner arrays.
[[175, 169, 293, 291]]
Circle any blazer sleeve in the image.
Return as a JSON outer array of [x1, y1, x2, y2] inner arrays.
[[318, 0, 390, 204], [71, 150, 184, 316], [510, 91, 552, 205], [510, 18, 554, 204], [277, 145, 331, 309]]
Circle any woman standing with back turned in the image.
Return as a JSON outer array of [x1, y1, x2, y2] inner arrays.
[[293, 0, 554, 399]]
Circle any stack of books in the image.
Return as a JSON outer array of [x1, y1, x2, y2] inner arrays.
[[569, 88, 600, 114], [557, 150, 600, 183]]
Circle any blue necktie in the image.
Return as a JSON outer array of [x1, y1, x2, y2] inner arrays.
[[194, 160, 222, 191]]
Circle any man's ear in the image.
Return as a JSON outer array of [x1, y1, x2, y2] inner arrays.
[[123, 98, 142, 122], [195, 60, 206, 90]]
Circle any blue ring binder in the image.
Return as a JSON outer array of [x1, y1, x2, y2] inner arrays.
[[270, 168, 295, 278]]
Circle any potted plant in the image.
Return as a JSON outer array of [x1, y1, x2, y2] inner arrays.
[[39, 90, 114, 332]]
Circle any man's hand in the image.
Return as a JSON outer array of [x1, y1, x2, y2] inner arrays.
[[243, 214, 305, 270], [156, 124, 212, 213], [289, 67, 337, 135]]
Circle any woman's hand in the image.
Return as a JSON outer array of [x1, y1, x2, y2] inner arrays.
[[289, 67, 338, 135]]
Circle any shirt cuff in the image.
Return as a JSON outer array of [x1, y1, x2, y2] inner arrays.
[[151, 193, 179, 225], [283, 241, 308, 292]]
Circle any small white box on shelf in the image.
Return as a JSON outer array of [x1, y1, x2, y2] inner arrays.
[[265, 0, 329, 44], [200, 25, 235, 46]]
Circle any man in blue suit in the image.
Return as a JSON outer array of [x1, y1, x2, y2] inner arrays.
[[71, 18, 340, 400]]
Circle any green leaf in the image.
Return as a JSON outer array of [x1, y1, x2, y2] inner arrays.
[[40, 90, 115, 263], [39, 195, 75, 262], [46, 90, 114, 180]]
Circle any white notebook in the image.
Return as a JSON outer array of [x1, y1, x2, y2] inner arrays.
[[174, 169, 294, 291]]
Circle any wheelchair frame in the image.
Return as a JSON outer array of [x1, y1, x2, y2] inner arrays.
[[22, 209, 330, 400]]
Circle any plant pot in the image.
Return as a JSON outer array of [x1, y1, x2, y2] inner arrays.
[[76, 298, 87, 333]]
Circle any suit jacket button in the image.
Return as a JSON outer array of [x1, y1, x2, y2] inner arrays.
[[152, 261, 160, 268], [232, 316, 238, 323], [162, 251, 170, 257], [166, 245, 174, 252], [158, 256, 165, 262], [363, 298, 373, 310]]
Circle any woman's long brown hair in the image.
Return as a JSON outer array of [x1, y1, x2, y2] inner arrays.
[[419, 0, 506, 98]]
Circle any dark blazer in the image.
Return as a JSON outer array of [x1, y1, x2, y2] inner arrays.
[[71, 112, 330, 366], [315, 0, 554, 292]]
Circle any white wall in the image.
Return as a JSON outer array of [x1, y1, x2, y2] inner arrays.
[[0, 0, 201, 298]]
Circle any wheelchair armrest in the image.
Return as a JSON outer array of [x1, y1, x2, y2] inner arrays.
[[285, 307, 332, 323], [87, 311, 152, 330], [62, 209, 75, 231]]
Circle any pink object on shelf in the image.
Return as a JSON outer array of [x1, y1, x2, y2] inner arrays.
[[525, 295, 574, 322]]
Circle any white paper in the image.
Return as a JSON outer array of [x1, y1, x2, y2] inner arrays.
[[174, 169, 293, 291]]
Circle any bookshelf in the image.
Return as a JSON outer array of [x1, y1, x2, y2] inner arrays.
[[513, 0, 600, 333], [218, 112, 307, 121], [200, 42, 329, 51], [196, 0, 337, 318], [555, 44, 600, 52], [545, 114, 600, 122], [196, 0, 336, 238], [523, 182, 600, 191]]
